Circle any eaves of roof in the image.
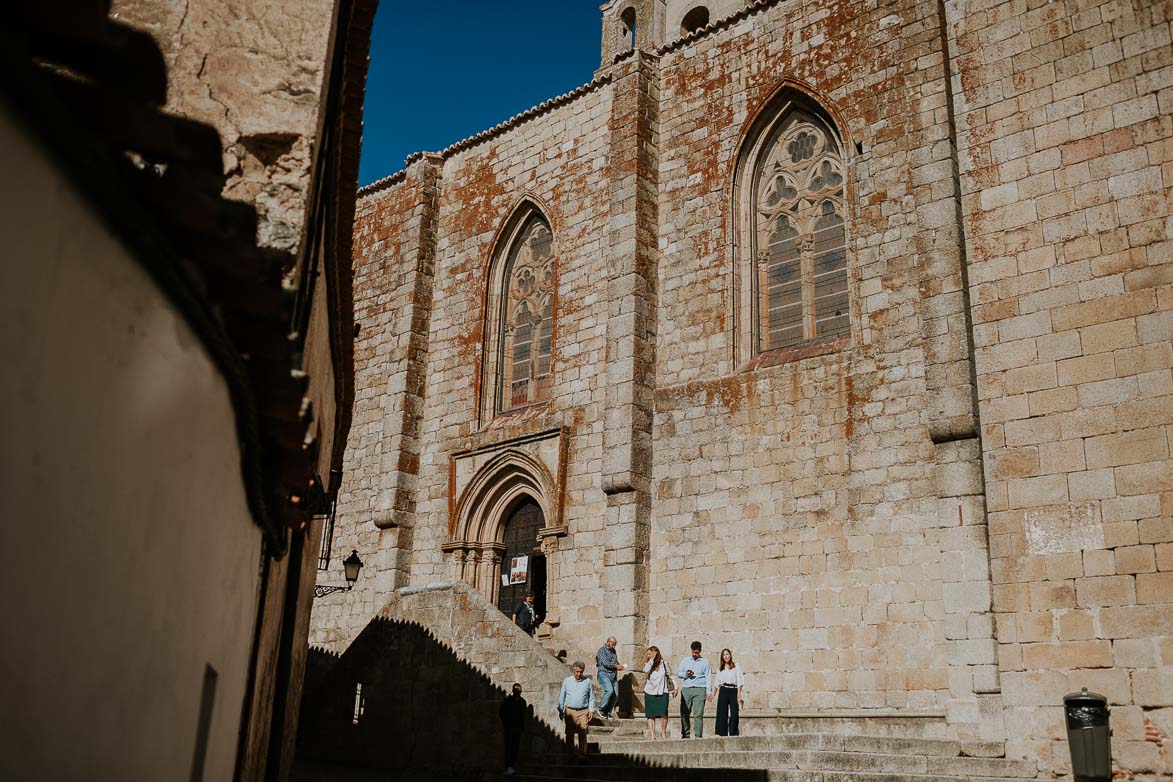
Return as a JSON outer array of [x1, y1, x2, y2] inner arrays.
[[356, 0, 786, 200]]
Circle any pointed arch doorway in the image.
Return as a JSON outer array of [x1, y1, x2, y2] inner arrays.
[[445, 446, 565, 624], [496, 497, 547, 624]]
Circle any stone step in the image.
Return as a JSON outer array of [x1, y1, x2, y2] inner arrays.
[[515, 767, 1035, 782], [597, 733, 1005, 758], [583, 750, 1036, 778], [597, 711, 951, 739]]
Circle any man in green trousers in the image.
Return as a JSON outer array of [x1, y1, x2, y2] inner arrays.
[[676, 640, 711, 738]]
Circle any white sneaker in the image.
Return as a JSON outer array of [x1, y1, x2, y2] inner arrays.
[[505, 767, 515, 775]]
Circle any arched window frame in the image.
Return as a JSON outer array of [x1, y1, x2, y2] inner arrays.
[[732, 88, 855, 369], [620, 6, 638, 51], [480, 202, 557, 423], [680, 5, 710, 36]]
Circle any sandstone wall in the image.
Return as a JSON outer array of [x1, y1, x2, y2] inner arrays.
[[311, 85, 617, 653], [312, 1, 1172, 776], [314, 0, 973, 700], [649, 0, 970, 715], [946, 0, 1173, 775], [316, 0, 986, 715]]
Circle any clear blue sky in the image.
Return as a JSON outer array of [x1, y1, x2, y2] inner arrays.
[[359, 1, 602, 185]]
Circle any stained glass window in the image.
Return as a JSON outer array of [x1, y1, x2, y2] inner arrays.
[[499, 218, 554, 411], [752, 110, 849, 352]]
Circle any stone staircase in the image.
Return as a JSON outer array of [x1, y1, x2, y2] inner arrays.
[[375, 579, 573, 735], [297, 582, 1040, 781], [597, 710, 956, 740], [513, 730, 1038, 781]]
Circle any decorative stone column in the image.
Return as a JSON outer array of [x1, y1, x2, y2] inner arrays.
[[464, 549, 481, 593], [478, 546, 504, 606], [538, 534, 563, 636], [452, 549, 468, 583]]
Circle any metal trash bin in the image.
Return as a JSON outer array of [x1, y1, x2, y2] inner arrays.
[[1064, 687, 1111, 782]]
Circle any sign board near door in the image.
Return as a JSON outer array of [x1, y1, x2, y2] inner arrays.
[[509, 555, 529, 585]]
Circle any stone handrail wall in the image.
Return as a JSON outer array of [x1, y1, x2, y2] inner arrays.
[[379, 579, 572, 732]]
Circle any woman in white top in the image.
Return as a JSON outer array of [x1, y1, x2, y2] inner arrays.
[[641, 645, 675, 739], [712, 648, 745, 736]]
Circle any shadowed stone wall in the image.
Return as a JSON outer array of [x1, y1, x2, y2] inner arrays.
[[300, 582, 568, 773]]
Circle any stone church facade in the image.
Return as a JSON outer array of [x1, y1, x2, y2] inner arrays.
[[311, 0, 1172, 775]]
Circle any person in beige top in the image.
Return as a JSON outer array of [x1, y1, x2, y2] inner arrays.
[[641, 645, 675, 738]]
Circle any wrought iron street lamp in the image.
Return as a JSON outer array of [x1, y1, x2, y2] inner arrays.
[[314, 550, 363, 597]]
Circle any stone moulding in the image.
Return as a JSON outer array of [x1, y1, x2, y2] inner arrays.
[[477, 196, 560, 426], [446, 427, 568, 545], [729, 78, 860, 374]]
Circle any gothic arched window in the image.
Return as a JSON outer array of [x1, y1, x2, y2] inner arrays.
[[736, 97, 850, 362], [497, 216, 555, 412]]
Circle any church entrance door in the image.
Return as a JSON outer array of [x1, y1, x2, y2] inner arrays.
[[496, 498, 546, 626]]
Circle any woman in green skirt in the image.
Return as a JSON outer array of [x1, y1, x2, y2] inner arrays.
[[642, 645, 675, 738]]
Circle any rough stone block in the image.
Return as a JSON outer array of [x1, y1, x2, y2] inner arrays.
[[1100, 605, 1173, 638], [1075, 575, 1137, 607], [1135, 571, 1173, 604], [1132, 669, 1173, 707]]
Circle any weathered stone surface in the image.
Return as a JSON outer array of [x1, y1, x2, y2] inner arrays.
[[311, 1, 1172, 779], [950, 0, 1173, 774], [112, 0, 334, 252]]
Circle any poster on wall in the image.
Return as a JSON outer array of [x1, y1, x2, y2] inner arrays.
[[501, 574, 510, 587], [509, 555, 529, 585]]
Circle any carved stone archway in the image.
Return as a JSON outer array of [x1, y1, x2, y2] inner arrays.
[[443, 449, 558, 605]]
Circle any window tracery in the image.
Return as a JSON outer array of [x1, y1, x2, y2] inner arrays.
[[499, 218, 554, 411], [748, 107, 849, 353]]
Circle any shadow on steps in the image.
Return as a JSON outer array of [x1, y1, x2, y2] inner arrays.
[[293, 616, 767, 781]]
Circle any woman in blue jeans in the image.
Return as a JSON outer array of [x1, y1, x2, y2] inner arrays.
[[596, 636, 624, 718]]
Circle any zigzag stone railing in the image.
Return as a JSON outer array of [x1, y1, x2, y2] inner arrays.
[[379, 579, 571, 733]]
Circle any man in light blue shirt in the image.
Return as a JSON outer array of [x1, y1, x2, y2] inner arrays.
[[557, 661, 596, 758], [677, 640, 711, 738]]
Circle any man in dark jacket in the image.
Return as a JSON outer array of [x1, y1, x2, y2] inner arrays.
[[512, 592, 539, 635], [499, 683, 527, 775]]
